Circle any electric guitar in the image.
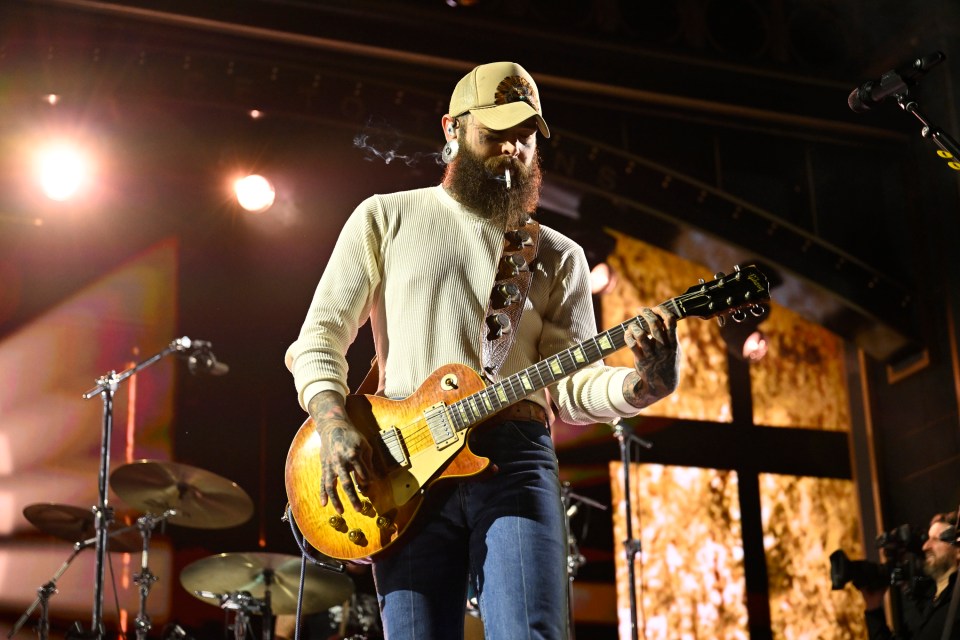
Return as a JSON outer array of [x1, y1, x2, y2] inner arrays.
[[285, 265, 770, 562]]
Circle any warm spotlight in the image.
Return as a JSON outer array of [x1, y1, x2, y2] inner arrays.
[[590, 262, 618, 295], [34, 142, 91, 202], [234, 174, 276, 213], [741, 329, 769, 361]]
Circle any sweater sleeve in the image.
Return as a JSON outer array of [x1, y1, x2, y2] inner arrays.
[[540, 240, 639, 425], [284, 197, 383, 409]]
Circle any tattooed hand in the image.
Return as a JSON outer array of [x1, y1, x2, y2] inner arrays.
[[308, 390, 376, 514], [622, 305, 681, 409]]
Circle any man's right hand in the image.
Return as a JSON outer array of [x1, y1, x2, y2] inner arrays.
[[308, 390, 376, 514]]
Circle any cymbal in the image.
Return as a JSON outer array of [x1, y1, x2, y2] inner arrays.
[[22, 503, 142, 553], [110, 460, 253, 529], [180, 552, 354, 615]]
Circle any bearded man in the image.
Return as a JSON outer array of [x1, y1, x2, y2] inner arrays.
[[861, 511, 960, 639], [285, 61, 681, 640]]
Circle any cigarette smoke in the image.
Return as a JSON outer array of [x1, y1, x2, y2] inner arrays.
[[353, 118, 444, 167]]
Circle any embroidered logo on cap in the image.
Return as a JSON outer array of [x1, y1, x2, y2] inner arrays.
[[494, 76, 539, 111]]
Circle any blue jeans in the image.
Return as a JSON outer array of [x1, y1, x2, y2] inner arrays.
[[372, 419, 568, 640]]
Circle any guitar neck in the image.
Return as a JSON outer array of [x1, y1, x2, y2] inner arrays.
[[446, 298, 682, 432]]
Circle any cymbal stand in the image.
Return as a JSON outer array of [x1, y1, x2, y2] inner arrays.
[[133, 510, 177, 640], [7, 544, 84, 640], [80, 336, 212, 637], [612, 420, 652, 640], [197, 589, 273, 640], [561, 481, 608, 640]]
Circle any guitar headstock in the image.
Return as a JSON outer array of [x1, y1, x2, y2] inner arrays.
[[675, 264, 770, 321]]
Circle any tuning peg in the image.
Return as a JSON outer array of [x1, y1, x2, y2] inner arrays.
[[717, 315, 726, 328], [750, 304, 766, 317], [732, 309, 747, 323], [733, 264, 741, 272], [698, 278, 705, 285], [714, 272, 726, 280]]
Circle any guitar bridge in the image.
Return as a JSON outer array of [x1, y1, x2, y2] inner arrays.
[[424, 403, 457, 450]]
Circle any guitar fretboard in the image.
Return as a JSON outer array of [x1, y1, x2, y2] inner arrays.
[[445, 299, 682, 432]]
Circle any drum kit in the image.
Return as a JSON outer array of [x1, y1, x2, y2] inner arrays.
[[9, 460, 362, 640]]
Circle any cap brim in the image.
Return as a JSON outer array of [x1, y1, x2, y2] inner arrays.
[[469, 102, 550, 138]]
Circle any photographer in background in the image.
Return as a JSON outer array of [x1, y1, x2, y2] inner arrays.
[[860, 511, 960, 639]]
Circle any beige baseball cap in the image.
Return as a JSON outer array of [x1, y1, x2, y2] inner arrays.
[[449, 61, 550, 138]]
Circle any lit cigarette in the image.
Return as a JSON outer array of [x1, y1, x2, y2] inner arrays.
[[504, 168, 512, 189]]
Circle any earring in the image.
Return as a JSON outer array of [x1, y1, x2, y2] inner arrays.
[[441, 138, 459, 164]]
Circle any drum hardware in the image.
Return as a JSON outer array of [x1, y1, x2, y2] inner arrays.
[[129, 510, 178, 640], [8, 503, 150, 640], [193, 590, 272, 640], [80, 335, 225, 634], [7, 544, 83, 640], [180, 552, 355, 640], [561, 480, 608, 640]]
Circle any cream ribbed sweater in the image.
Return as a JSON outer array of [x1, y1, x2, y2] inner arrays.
[[286, 185, 638, 425]]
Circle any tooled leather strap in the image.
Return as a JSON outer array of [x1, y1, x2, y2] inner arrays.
[[481, 219, 540, 381]]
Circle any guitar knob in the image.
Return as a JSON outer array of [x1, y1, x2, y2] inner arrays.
[[487, 313, 512, 339], [348, 529, 366, 544], [328, 515, 346, 530], [493, 282, 521, 308], [507, 229, 533, 248], [732, 309, 747, 322], [499, 253, 526, 278], [375, 515, 393, 530]]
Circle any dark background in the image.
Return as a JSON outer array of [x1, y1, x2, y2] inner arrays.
[[1, 1, 959, 637]]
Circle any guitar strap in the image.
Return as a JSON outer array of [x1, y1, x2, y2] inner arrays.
[[354, 220, 541, 394], [481, 219, 540, 382]]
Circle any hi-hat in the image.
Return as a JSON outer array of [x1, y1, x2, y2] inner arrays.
[[180, 552, 354, 615], [23, 503, 142, 553], [110, 460, 254, 529]]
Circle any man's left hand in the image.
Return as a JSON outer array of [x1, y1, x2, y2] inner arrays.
[[622, 306, 680, 408]]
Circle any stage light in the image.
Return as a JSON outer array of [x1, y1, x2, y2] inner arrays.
[[590, 262, 618, 295], [34, 142, 91, 202], [719, 303, 770, 362], [234, 174, 276, 213]]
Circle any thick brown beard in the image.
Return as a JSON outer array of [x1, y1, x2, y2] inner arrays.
[[443, 141, 542, 229]]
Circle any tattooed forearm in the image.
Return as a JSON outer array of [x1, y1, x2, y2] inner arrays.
[[622, 371, 652, 409], [308, 390, 349, 426]]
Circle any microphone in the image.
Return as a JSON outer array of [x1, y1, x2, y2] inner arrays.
[[174, 337, 229, 376], [188, 349, 230, 376], [848, 51, 946, 113]]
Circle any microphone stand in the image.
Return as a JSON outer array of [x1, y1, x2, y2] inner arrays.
[[79, 336, 210, 638], [896, 92, 960, 170], [613, 420, 652, 640]]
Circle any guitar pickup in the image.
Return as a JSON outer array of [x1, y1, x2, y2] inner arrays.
[[424, 403, 457, 450], [381, 425, 410, 468]]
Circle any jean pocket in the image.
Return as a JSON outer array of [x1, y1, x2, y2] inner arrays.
[[502, 420, 555, 456]]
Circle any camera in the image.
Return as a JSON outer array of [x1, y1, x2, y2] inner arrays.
[[830, 524, 926, 591]]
